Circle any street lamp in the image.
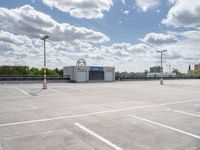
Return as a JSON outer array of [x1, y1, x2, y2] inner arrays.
[[156, 49, 167, 85], [41, 35, 49, 89]]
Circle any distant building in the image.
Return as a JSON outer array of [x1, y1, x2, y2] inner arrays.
[[150, 66, 163, 73], [194, 64, 200, 72], [188, 65, 192, 74], [148, 66, 175, 78]]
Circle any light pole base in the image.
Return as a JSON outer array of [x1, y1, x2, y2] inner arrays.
[[43, 83, 47, 89], [160, 78, 163, 85]]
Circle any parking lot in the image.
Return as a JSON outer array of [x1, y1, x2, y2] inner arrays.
[[0, 80, 200, 150]]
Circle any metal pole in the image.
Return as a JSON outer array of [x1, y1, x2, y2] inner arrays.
[[156, 50, 167, 85], [161, 51, 163, 72], [43, 38, 47, 89], [44, 39, 46, 67], [160, 51, 163, 85], [41, 35, 49, 89]]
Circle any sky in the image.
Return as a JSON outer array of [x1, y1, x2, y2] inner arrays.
[[0, 0, 200, 72]]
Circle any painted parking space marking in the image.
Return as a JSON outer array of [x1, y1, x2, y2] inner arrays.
[[75, 123, 123, 150], [193, 104, 200, 107], [173, 110, 200, 118], [0, 96, 28, 100], [49, 88, 62, 94], [129, 114, 200, 140], [0, 88, 88, 100], [0, 98, 200, 127], [14, 87, 29, 96], [70, 87, 88, 92]]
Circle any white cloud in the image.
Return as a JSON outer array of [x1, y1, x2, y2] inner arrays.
[[0, 32, 124, 70], [0, 5, 109, 43], [141, 32, 178, 45], [42, 0, 113, 19], [0, 5, 110, 69], [0, 28, 154, 71], [162, 0, 200, 29], [123, 10, 130, 15], [121, 0, 126, 5], [168, 0, 177, 5], [0, 30, 26, 45], [177, 30, 200, 40], [118, 21, 122, 24], [1, 28, 200, 72], [140, 31, 200, 72], [1, 4, 200, 72], [0, 30, 44, 67], [135, 0, 160, 12]]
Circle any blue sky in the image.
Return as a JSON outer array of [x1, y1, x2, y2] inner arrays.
[[0, 0, 200, 72]]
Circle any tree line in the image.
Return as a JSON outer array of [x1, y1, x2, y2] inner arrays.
[[115, 71, 148, 80], [0, 66, 63, 77]]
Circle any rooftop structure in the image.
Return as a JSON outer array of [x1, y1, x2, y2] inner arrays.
[[63, 59, 115, 82]]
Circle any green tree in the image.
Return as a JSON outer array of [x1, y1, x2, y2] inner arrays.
[[28, 68, 42, 76], [190, 70, 200, 77], [172, 69, 182, 77], [0, 65, 29, 76], [144, 70, 148, 74]]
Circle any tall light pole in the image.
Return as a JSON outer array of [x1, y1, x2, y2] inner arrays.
[[41, 35, 49, 89], [156, 49, 167, 85]]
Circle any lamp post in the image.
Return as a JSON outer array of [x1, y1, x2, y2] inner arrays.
[[156, 49, 167, 85], [41, 35, 49, 89]]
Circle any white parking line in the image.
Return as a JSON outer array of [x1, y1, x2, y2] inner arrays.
[[70, 87, 88, 92], [49, 88, 62, 94], [75, 123, 123, 150], [0, 98, 199, 127], [14, 87, 29, 96], [128, 114, 200, 140], [193, 104, 200, 107], [173, 110, 200, 118]]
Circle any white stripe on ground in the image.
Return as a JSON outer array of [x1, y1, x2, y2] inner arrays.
[[193, 104, 200, 107], [0, 89, 84, 100], [128, 114, 200, 140], [75, 123, 123, 150], [49, 89, 62, 94], [0, 99, 199, 127], [70, 87, 88, 92], [14, 87, 29, 96], [173, 110, 200, 118]]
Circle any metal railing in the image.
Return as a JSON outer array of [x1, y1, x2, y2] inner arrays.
[[0, 76, 69, 81], [116, 76, 200, 81]]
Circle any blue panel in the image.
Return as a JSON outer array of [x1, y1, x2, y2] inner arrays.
[[90, 67, 104, 72]]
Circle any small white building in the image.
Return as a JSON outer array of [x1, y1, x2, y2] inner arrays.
[[63, 59, 115, 82]]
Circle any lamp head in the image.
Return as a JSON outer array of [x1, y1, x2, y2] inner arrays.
[[163, 49, 167, 52], [156, 50, 167, 53], [40, 35, 49, 40]]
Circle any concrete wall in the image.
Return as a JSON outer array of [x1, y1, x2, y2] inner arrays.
[[104, 67, 115, 81], [74, 66, 88, 82]]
